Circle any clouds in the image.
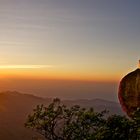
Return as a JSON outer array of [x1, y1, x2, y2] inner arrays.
[[0, 65, 53, 69]]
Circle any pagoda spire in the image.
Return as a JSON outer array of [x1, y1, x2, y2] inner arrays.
[[139, 60, 140, 68]]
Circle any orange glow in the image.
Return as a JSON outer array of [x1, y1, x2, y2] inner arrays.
[[0, 68, 120, 82]]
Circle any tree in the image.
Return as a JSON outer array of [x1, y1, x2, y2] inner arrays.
[[130, 108, 140, 140], [25, 99, 140, 140]]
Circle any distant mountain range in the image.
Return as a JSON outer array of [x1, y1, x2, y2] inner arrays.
[[0, 91, 125, 140]]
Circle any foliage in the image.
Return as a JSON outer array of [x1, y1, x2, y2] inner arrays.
[[25, 99, 140, 140]]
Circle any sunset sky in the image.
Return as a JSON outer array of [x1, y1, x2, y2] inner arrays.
[[0, 0, 140, 81], [0, 0, 140, 101]]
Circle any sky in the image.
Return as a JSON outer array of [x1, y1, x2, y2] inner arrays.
[[0, 0, 140, 101]]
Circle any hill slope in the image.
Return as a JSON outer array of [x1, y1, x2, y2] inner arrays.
[[0, 91, 124, 140]]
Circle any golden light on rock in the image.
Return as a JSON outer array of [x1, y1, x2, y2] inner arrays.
[[118, 61, 140, 117]]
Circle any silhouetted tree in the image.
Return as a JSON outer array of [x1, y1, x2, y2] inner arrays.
[[25, 99, 140, 140]]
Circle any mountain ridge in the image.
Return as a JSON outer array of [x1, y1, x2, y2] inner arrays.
[[0, 91, 124, 140]]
